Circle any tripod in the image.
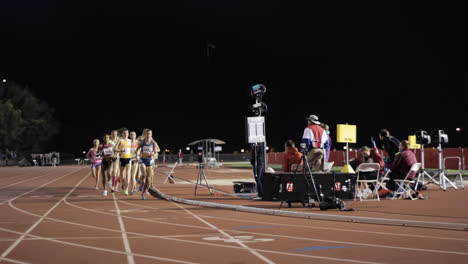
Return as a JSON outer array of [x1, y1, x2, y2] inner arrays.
[[279, 149, 321, 208], [194, 164, 214, 196], [415, 145, 439, 189], [431, 144, 459, 191]]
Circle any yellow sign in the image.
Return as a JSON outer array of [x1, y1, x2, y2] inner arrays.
[[336, 124, 356, 143], [408, 135, 421, 149]]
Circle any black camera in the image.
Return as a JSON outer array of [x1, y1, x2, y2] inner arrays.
[[197, 146, 203, 163], [432, 129, 449, 145], [299, 143, 308, 153], [251, 84, 266, 98], [319, 196, 346, 211], [415, 130, 431, 145], [250, 84, 267, 116]]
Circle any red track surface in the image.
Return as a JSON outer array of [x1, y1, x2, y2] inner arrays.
[[0, 165, 467, 264]]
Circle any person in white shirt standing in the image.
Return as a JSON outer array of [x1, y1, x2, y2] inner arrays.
[[301, 114, 329, 171]]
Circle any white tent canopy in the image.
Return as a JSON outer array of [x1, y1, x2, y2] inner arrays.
[[188, 139, 226, 162]]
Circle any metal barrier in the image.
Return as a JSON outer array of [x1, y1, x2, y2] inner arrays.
[[31, 153, 60, 166], [443, 156, 465, 189]]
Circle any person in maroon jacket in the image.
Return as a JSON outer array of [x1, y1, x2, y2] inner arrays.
[[379, 140, 427, 199], [282, 140, 303, 172], [359, 146, 385, 175], [387, 140, 417, 189]]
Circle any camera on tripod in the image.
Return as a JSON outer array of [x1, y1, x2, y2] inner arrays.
[[432, 129, 449, 145], [250, 84, 267, 116], [197, 146, 204, 165], [299, 143, 308, 154], [251, 84, 266, 98]]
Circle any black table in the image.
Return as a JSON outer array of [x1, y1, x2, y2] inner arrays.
[[262, 172, 356, 201]]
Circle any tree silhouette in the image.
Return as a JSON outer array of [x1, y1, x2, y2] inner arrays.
[[0, 81, 59, 152]]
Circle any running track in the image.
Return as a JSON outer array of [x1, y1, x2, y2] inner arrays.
[[0, 165, 467, 264]]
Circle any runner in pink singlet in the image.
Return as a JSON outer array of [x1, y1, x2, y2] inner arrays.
[[86, 139, 102, 190]]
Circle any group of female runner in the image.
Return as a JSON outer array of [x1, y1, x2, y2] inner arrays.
[[86, 128, 160, 200]]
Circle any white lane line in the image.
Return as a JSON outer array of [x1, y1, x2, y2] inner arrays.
[[0, 172, 54, 190], [1, 168, 86, 259], [0, 223, 378, 264], [0, 227, 198, 264], [170, 201, 276, 264], [112, 193, 135, 264], [0, 167, 83, 206], [0, 233, 225, 242], [0, 171, 35, 183], [10, 189, 466, 263], [118, 199, 468, 242], [110, 200, 468, 257], [0, 257, 31, 264], [62, 199, 381, 263]]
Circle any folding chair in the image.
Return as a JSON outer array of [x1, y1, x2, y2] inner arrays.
[[392, 163, 422, 200], [355, 163, 381, 201]]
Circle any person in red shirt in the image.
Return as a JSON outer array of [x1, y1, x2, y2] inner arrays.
[[358, 146, 385, 175], [283, 140, 303, 172]]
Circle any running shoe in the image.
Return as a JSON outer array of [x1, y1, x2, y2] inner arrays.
[[103, 190, 108, 196], [139, 185, 143, 192], [130, 191, 134, 195], [141, 195, 146, 200], [124, 190, 128, 196], [94, 186, 99, 190], [108, 181, 112, 189]]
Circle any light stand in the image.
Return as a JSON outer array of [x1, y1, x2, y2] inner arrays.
[[341, 139, 355, 173], [246, 84, 268, 199], [415, 144, 439, 189], [194, 163, 214, 196], [431, 144, 459, 191]]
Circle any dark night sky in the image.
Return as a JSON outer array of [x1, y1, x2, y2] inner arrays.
[[1, 1, 467, 155]]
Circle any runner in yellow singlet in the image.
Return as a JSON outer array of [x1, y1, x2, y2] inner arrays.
[[114, 129, 132, 194]]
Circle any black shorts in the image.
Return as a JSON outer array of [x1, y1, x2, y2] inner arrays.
[[101, 159, 113, 171], [120, 158, 131, 167]]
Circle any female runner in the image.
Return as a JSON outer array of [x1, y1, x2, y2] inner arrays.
[[127, 131, 140, 195], [138, 129, 160, 200], [99, 134, 114, 196], [109, 130, 120, 192], [137, 129, 149, 192], [86, 139, 102, 190], [114, 129, 132, 195]]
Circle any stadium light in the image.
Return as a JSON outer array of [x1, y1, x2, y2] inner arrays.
[[2, 79, 6, 83], [240, 149, 245, 153], [456, 128, 461, 132]]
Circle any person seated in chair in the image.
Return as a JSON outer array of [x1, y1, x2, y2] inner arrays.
[[352, 146, 384, 198], [358, 146, 385, 174], [282, 140, 303, 172], [379, 140, 426, 199]]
